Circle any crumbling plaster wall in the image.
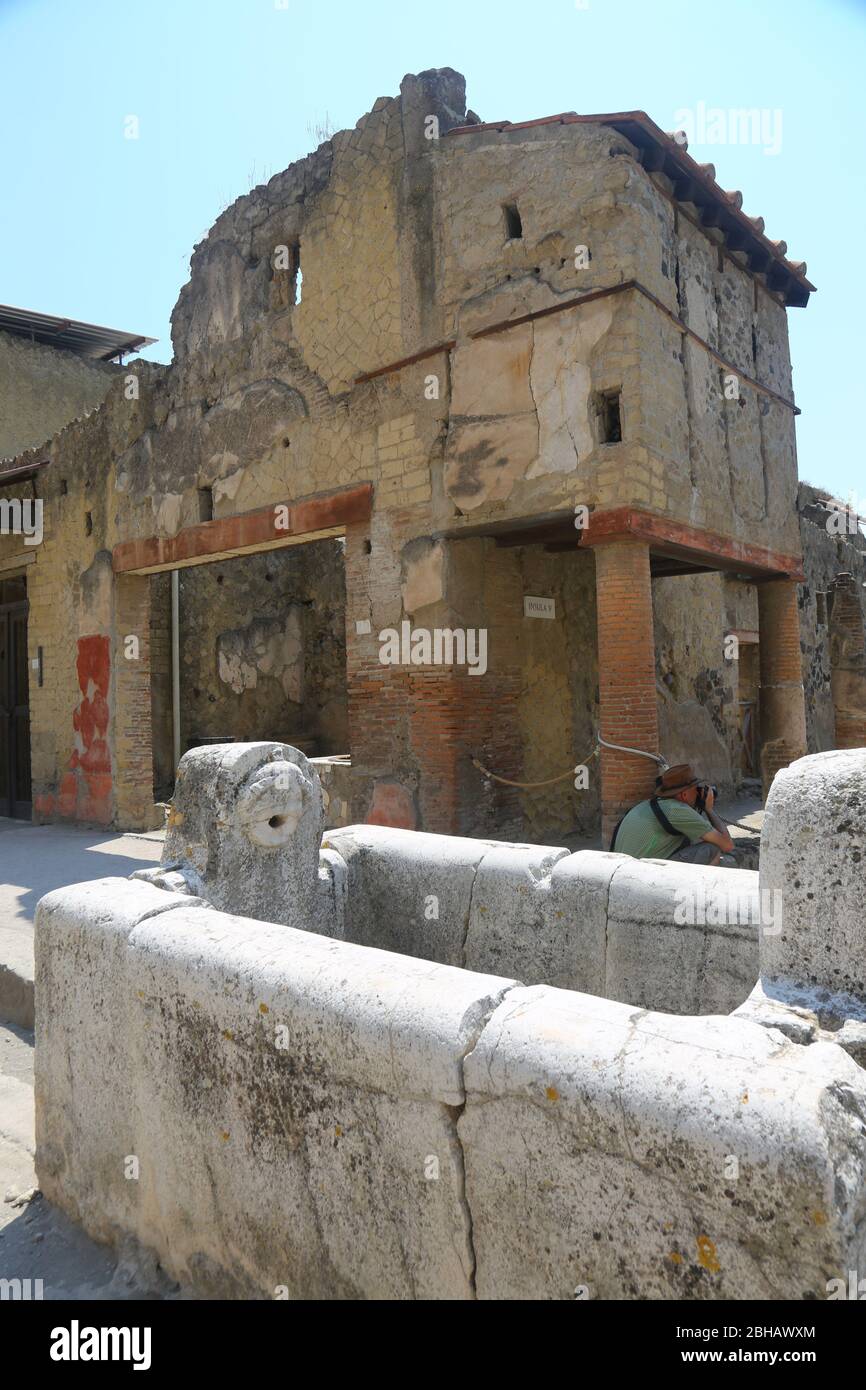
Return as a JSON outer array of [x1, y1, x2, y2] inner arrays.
[[629, 185, 799, 555], [653, 572, 759, 792], [0, 330, 119, 461], [798, 483, 866, 752], [433, 122, 647, 524], [430, 120, 800, 559], [177, 540, 347, 757]]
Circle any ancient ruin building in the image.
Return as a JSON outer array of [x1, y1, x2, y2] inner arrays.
[[0, 68, 863, 840], [0, 306, 153, 817]]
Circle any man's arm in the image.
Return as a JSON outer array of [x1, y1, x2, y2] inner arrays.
[[699, 789, 735, 854]]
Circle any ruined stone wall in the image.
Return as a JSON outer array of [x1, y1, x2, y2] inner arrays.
[[434, 121, 646, 526], [653, 572, 760, 793], [0, 330, 118, 460], [630, 191, 799, 555], [431, 120, 800, 557], [177, 539, 347, 757], [798, 483, 866, 752], [514, 546, 598, 839]]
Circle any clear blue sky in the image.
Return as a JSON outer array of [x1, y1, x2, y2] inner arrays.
[[1, 0, 862, 502]]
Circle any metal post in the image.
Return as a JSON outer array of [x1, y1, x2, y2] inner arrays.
[[171, 569, 181, 772]]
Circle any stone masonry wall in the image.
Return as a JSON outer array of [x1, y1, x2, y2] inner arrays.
[[177, 539, 347, 758], [0, 330, 119, 461], [798, 483, 866, 754]]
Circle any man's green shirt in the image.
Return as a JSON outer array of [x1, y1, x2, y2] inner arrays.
[[614, 797, 711, 860]]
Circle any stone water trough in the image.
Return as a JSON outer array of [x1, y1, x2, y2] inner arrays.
[[34, 743, 866, 1298]]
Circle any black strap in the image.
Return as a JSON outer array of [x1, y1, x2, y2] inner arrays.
[[648, 797, 691, 855], [608, 813, 627, 853], [610, 798, 694, 855]]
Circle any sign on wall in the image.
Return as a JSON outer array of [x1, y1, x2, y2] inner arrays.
[[523, 595, 556, 620]]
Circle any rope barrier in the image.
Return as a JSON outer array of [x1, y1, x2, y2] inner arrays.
[[471, 735, 761, 834], [471, 742, 599, 790]]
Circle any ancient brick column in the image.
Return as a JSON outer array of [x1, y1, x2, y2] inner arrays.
[[594, 540, 660, 846], [829, 573, 866, 749], [112, 572, 159, 831], [757, 578, 808, 797]]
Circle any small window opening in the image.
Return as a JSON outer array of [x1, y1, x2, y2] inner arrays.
[[816, 592, 828, 627], [503, 204, 523, 241], [84, 511, 93, 536], [596, 389, 623, 444], [59, 478, 68, 496], [198, 486, 214, 522]]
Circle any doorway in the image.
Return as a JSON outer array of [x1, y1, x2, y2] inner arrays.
[[0, 574, 31, 818]]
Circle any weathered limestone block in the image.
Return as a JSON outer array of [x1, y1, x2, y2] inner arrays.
[[323, 824, 491, 965], [35, 878, 516, 1299], [135, 742, 343, 936], [463, 845, 602, 993], [460, 984, 866, 1300], [34, 877, 204, 1242], [759, 749, 866, 1023], [604, 858, 759, 1015]]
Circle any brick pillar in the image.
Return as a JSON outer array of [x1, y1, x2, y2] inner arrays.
[[757, 578, 808, 797], [113, 572, 160, 831], [594, 541, 659, 846], [408, 668, 520, 837], [829, 573, 866, 749]]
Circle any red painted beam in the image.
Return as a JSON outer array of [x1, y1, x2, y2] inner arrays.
[[581, 507, 804, 580], [112, 483, 373, 575]]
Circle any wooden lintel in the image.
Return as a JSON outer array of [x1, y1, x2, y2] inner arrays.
[[112, 483, 373, 575], [582, 507, 805, 580]]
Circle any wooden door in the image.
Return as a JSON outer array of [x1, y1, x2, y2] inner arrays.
[[0, 576, 31, 818]]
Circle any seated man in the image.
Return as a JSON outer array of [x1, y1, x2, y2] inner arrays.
[[610, 763, 737, 867]]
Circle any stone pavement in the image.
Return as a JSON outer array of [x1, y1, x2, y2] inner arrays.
[[0, 820, 163, 1029]]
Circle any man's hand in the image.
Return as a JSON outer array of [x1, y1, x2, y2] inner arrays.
[[700, 790, 735, 855]]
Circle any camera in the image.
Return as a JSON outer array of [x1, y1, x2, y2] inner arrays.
[[695, 783, 718, 816]]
